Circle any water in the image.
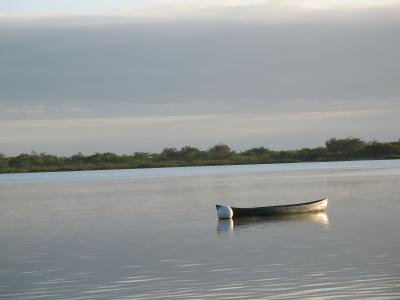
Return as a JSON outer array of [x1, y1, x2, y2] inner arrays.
[[1, 160, 400, 299]]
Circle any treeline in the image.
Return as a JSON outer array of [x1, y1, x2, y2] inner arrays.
[[1, 137, 400, 173]]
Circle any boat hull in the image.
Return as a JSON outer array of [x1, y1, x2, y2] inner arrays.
[[216, 198, 328, 219]]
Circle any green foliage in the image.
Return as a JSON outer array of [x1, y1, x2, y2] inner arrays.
[[1, 137, 399, 173], [158, 148, 179, 161], [241, 147, 271, 157], [296, 147, 328, 161], [133, 152, 152, 160], [179, 146, 202, 162], [207, 143, 232, 160], [364, 141, 396, 157], [0, 153, 7, 170], [325, 137, 365, 157]]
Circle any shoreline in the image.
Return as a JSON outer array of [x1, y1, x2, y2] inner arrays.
[[1, 138, 399, 174], [1, 157, 399, 175]]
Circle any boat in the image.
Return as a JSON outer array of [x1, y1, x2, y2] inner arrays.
[[216, 197, 328, 219]]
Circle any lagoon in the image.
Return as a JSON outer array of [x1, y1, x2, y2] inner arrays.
[[1, 160, 400, 299]]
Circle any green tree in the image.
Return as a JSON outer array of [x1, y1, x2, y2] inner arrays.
[[0, 153, 7, 170], [208, 143, 232, 160], [158, 148, 179, 161], [133, 152, 151, 160], [297, 147, 327, 161], [242, 147, 271, 157], [71, 152, 85, 162], [179, 146, 201, 162], [325, 137, 365, 157], [364, 141, 395, 157]]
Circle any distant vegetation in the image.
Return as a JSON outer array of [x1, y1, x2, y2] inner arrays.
[[1, 138, 400, 174]]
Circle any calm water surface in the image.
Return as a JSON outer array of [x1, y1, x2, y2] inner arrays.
[[1, 160, 400, 299]]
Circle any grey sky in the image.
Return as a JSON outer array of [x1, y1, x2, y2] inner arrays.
[[1, 1, 399, 155]]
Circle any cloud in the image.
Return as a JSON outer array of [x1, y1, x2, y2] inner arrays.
[[1, 109, 398, 155], [0, 1, 399, 154], [1, 18, 399, 107], [0, 114, 222, 129], [1, 0, 400, 24]]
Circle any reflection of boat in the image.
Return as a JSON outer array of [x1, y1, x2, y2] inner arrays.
[[217, 211, 329, 233], [233, 212, 329, 226], [216, 198, 328, 219]]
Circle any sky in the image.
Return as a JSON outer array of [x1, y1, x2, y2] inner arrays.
[[0, 0, 399, 155]]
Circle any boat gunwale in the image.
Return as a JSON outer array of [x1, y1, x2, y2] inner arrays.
[[217, 197, 327, 210]]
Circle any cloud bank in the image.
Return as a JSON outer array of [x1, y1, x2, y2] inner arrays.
[[2, 0, 400, 20], [0, 1, 399, 154]]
